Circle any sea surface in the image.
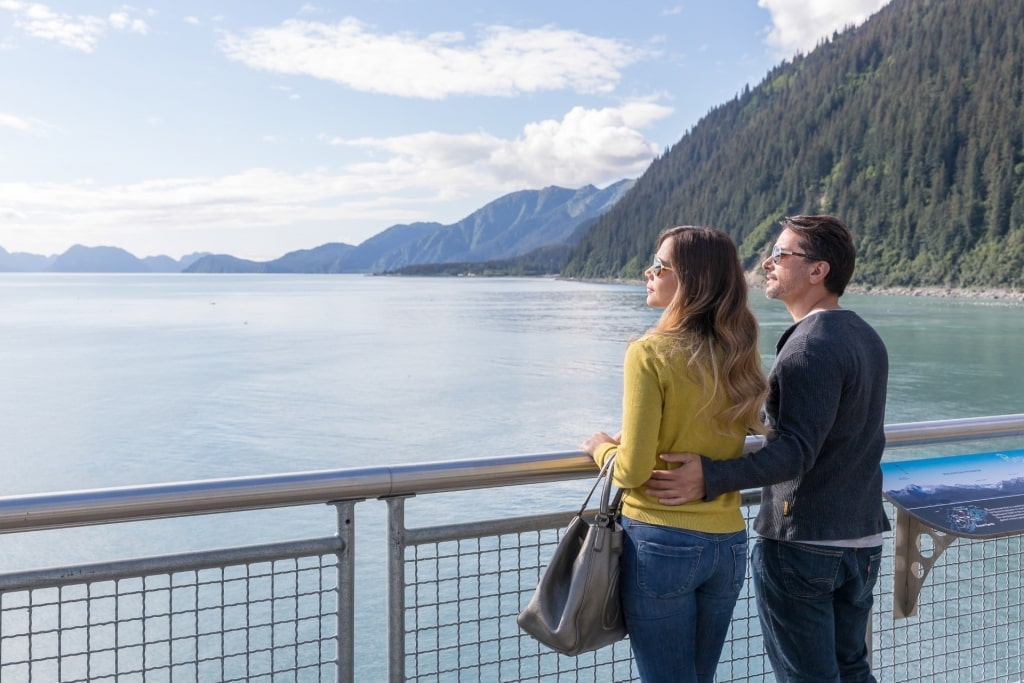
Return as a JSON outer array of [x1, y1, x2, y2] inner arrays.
[[1, 273, 1022, 676]]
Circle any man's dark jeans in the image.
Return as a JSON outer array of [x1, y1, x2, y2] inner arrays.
[[752, 538, 882, 683]]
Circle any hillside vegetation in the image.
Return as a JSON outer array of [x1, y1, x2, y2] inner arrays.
[[564, 0, 1024, 290]]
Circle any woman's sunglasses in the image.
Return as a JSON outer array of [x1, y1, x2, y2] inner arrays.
[[649, 256, 674, 277]]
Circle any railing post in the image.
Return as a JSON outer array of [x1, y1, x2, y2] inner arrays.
[[333, 500, 358, 683], [386, 496, 411, 683]]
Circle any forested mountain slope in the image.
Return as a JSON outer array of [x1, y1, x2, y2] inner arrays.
[[564, 0, 1024, 290]]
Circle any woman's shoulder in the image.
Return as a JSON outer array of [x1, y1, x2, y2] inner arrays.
[[626, 332, 687, 367], [629, 331, 676, 352]]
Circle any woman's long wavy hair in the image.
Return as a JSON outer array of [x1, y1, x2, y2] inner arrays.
[[648, 226, 768, 436]]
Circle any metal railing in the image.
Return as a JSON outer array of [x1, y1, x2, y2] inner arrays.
[[0, 414, 1022, 681]]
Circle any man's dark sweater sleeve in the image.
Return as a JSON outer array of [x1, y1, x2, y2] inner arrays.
[[701, 327, 843, 500]]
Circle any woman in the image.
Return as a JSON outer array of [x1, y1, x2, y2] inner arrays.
[[582, 225, 768, 683]]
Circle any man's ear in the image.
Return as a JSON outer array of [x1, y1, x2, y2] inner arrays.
[[808, 260, 831, 285]]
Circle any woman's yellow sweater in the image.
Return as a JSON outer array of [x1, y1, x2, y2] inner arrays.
[[592, 333, 747, 534]]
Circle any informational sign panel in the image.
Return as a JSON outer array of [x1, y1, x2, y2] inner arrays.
[[881, 448, 1024, 538]]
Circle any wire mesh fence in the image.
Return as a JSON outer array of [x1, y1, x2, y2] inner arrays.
[[394, 498, 1024, 683], [872, 510, 1024, 683], [0, 541, 342, 683], [401, 527, 636, 682], [3, 497, 1024, 682]]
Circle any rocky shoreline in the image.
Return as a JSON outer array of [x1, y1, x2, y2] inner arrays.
[[739, 270, 1024, 302], [590, 274, 1024, 303], [844, 284, 1024, 302]]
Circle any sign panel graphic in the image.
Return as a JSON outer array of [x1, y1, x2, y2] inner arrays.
[[882, 449, 1024, 537]]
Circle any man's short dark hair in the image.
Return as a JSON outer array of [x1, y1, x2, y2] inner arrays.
[[781, 215, 856, 296]]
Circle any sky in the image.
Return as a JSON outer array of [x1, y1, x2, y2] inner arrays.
[[0, 0, 891, 261]]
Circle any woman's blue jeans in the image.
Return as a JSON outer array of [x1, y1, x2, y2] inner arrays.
[[752, 538, 883, 683], [619, 516, 747, 683]]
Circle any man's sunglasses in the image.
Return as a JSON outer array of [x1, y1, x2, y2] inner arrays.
[[770, 244, 817, 264]]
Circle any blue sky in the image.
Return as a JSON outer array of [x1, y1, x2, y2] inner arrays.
[[1, 0, 890, 261]]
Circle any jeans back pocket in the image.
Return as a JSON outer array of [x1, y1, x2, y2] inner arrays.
[[636, 540, 703, 598]]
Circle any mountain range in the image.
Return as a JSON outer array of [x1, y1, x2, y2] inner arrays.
[[0, 180, 633, 274]]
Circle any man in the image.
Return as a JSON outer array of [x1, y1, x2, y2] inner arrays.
[[644, 214, 890, 683]]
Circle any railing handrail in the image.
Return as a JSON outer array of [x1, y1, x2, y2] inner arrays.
[[1, 413, 1022, 534]]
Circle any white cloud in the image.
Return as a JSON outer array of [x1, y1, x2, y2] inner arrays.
[[495, 103, 672, 186], [1, 206, 28, 220], [0, 112, 30, 130], [0, 169, 401, 253], [17, 4, 106, 52], [0, 111, 48, 134], [759, 0, 893, 56], [333, 102, 671, 189], [3, 2, 148, 52], [108, 11, 148, 35], [218, 18, 647, 99]]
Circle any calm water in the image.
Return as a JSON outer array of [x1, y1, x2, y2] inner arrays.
[[3, 273, 1023, 498], [1, 274, 1022, 675]]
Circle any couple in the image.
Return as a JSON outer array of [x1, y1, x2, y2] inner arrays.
[[582, 216, 890, 683]]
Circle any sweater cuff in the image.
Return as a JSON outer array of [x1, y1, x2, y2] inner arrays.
[[701, 455, 730, 501], [593, 442, 618, 469]]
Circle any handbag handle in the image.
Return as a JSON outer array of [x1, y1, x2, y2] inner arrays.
[[578, 455, 625, 523]]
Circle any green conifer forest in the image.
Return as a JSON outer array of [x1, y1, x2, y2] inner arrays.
[[562, 0, 1024, 291]]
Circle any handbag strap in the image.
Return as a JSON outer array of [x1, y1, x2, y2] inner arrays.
[[578, 455, 624, 520]]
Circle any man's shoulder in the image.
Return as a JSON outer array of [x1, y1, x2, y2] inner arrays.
[[801, 309, 880, 340], [830, 310, 887, 349], [782, 311, 884, 359]]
